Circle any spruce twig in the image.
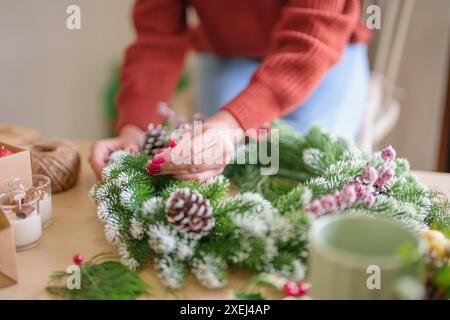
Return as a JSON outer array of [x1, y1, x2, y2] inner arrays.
[[46, 254, 150, 300]]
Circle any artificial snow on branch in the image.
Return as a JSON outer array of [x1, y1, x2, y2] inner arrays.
[[90, 118, 449, 290]]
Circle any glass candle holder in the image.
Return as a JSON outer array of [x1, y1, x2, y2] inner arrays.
[[32, 174, 53, 228], [0, 190, 42, 251]]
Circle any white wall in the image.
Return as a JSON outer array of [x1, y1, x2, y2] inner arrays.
[[1, 1, 449, 171], [0, 0, 135, 139], [378, 0, 450, 170]]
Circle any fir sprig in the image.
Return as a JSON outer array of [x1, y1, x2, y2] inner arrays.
[[47, 253, 150, 300]]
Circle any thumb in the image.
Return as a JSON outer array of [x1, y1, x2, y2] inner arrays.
[[124, 144, 140, 154]]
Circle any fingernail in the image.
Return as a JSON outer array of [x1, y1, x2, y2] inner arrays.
[[146, 165, 161, 175], [147, 164, 161, 171], [169, 139, 177, 148], [148, 169, 161, 175], [151, 157, 165, 165]]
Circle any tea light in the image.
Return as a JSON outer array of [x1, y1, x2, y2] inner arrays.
[[0, 190, 42, 251], [32, 174, 53, 228]]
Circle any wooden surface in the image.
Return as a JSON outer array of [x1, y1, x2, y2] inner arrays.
[[0, 141, 449, 300]]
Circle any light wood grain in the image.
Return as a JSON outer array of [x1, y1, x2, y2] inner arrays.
[[0, 141, 448, 300]]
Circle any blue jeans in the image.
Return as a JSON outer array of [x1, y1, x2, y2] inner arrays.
[[196, 44, 370, 139]]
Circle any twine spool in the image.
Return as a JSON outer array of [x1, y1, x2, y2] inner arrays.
[[28, 140, 81, 193]]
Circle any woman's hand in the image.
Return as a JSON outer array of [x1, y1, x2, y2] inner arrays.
[[148, 110, 244, 182], [89, 124, 145, 179]]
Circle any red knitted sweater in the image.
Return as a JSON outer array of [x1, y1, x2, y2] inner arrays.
[[116, 0, 371, 132]]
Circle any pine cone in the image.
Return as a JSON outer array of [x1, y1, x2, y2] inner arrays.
[[142, 123, 167, 155], [166, 189, 214, 239]]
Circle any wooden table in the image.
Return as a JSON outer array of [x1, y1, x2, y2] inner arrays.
[[0, 141, 449, 300]]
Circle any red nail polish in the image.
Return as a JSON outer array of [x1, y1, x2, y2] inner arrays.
[[151, 157, 165, 165], [169, 139, 177, 148], [147, 165, 161, 173], [148, 168, 161, 175], [147, 164, 161, 171]]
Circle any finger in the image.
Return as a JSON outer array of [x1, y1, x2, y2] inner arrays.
[[124, 144, 140, 154], [148, 147, 228, 175], [172, 168, 224, 182], [147, 156, 224, 175], [90, 139, 124, 180], [162, 128, 232, 166], [155, 135, 233, 174], [90, 160, 103, 181], [90, 141, 113, 180]]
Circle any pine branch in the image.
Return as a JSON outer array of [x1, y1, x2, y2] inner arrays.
[[47, 256, 150, 300]]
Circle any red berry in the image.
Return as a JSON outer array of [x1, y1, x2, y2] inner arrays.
[[283, 282, 301, 297], [168, 139, 177, 148], [283, 281, 310, 297], [0, 146, 13, 158], [298, 282, 310, 296], [73, 254, 84, 265]]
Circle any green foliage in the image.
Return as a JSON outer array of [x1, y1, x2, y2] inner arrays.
[[158, 180, 203, 199], [155, 254, 188, 290], [235, 292, 266, 300], [426, 192, 450, 229], [47, 254, 150, 300], [434, 264, 450, 298], [234, 273, 287, 300], [274, 185, 312, 214], [90, 123, 449, 291]]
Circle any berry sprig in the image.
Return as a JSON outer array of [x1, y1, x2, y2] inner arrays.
[[305, 145, 397, 216], [47, 253, 150, 300], [158, 102, 191, 131], [283, 281, 310, 298]]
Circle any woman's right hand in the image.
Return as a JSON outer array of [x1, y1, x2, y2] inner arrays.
[[89, 124, 145, 180]]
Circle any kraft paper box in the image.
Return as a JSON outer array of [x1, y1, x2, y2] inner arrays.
[[0, 208, 18, 288], [0, 141, 33, 193]]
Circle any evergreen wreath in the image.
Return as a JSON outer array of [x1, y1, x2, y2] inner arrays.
[[90, 119, 449, 290]]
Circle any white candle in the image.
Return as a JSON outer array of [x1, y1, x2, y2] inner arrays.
[[39, 193, 53, 228], [7, 209, 42, 251]]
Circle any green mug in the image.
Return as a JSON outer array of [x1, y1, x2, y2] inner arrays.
[[308, 214, 425, 299]]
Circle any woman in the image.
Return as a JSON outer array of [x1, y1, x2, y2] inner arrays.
[[90, 0, 371, 181]]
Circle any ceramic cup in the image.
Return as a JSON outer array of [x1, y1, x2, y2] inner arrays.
[[308, 214, 424, 299]]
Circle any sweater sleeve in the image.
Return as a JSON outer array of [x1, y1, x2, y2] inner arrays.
[[222, 0, 363, 130], [116, 0, 189, 133]]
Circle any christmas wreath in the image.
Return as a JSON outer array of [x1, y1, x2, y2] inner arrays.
[[90, 112, 449, 290]]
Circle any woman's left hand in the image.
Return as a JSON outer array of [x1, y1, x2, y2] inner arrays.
[[147, 110, 244, 182]]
